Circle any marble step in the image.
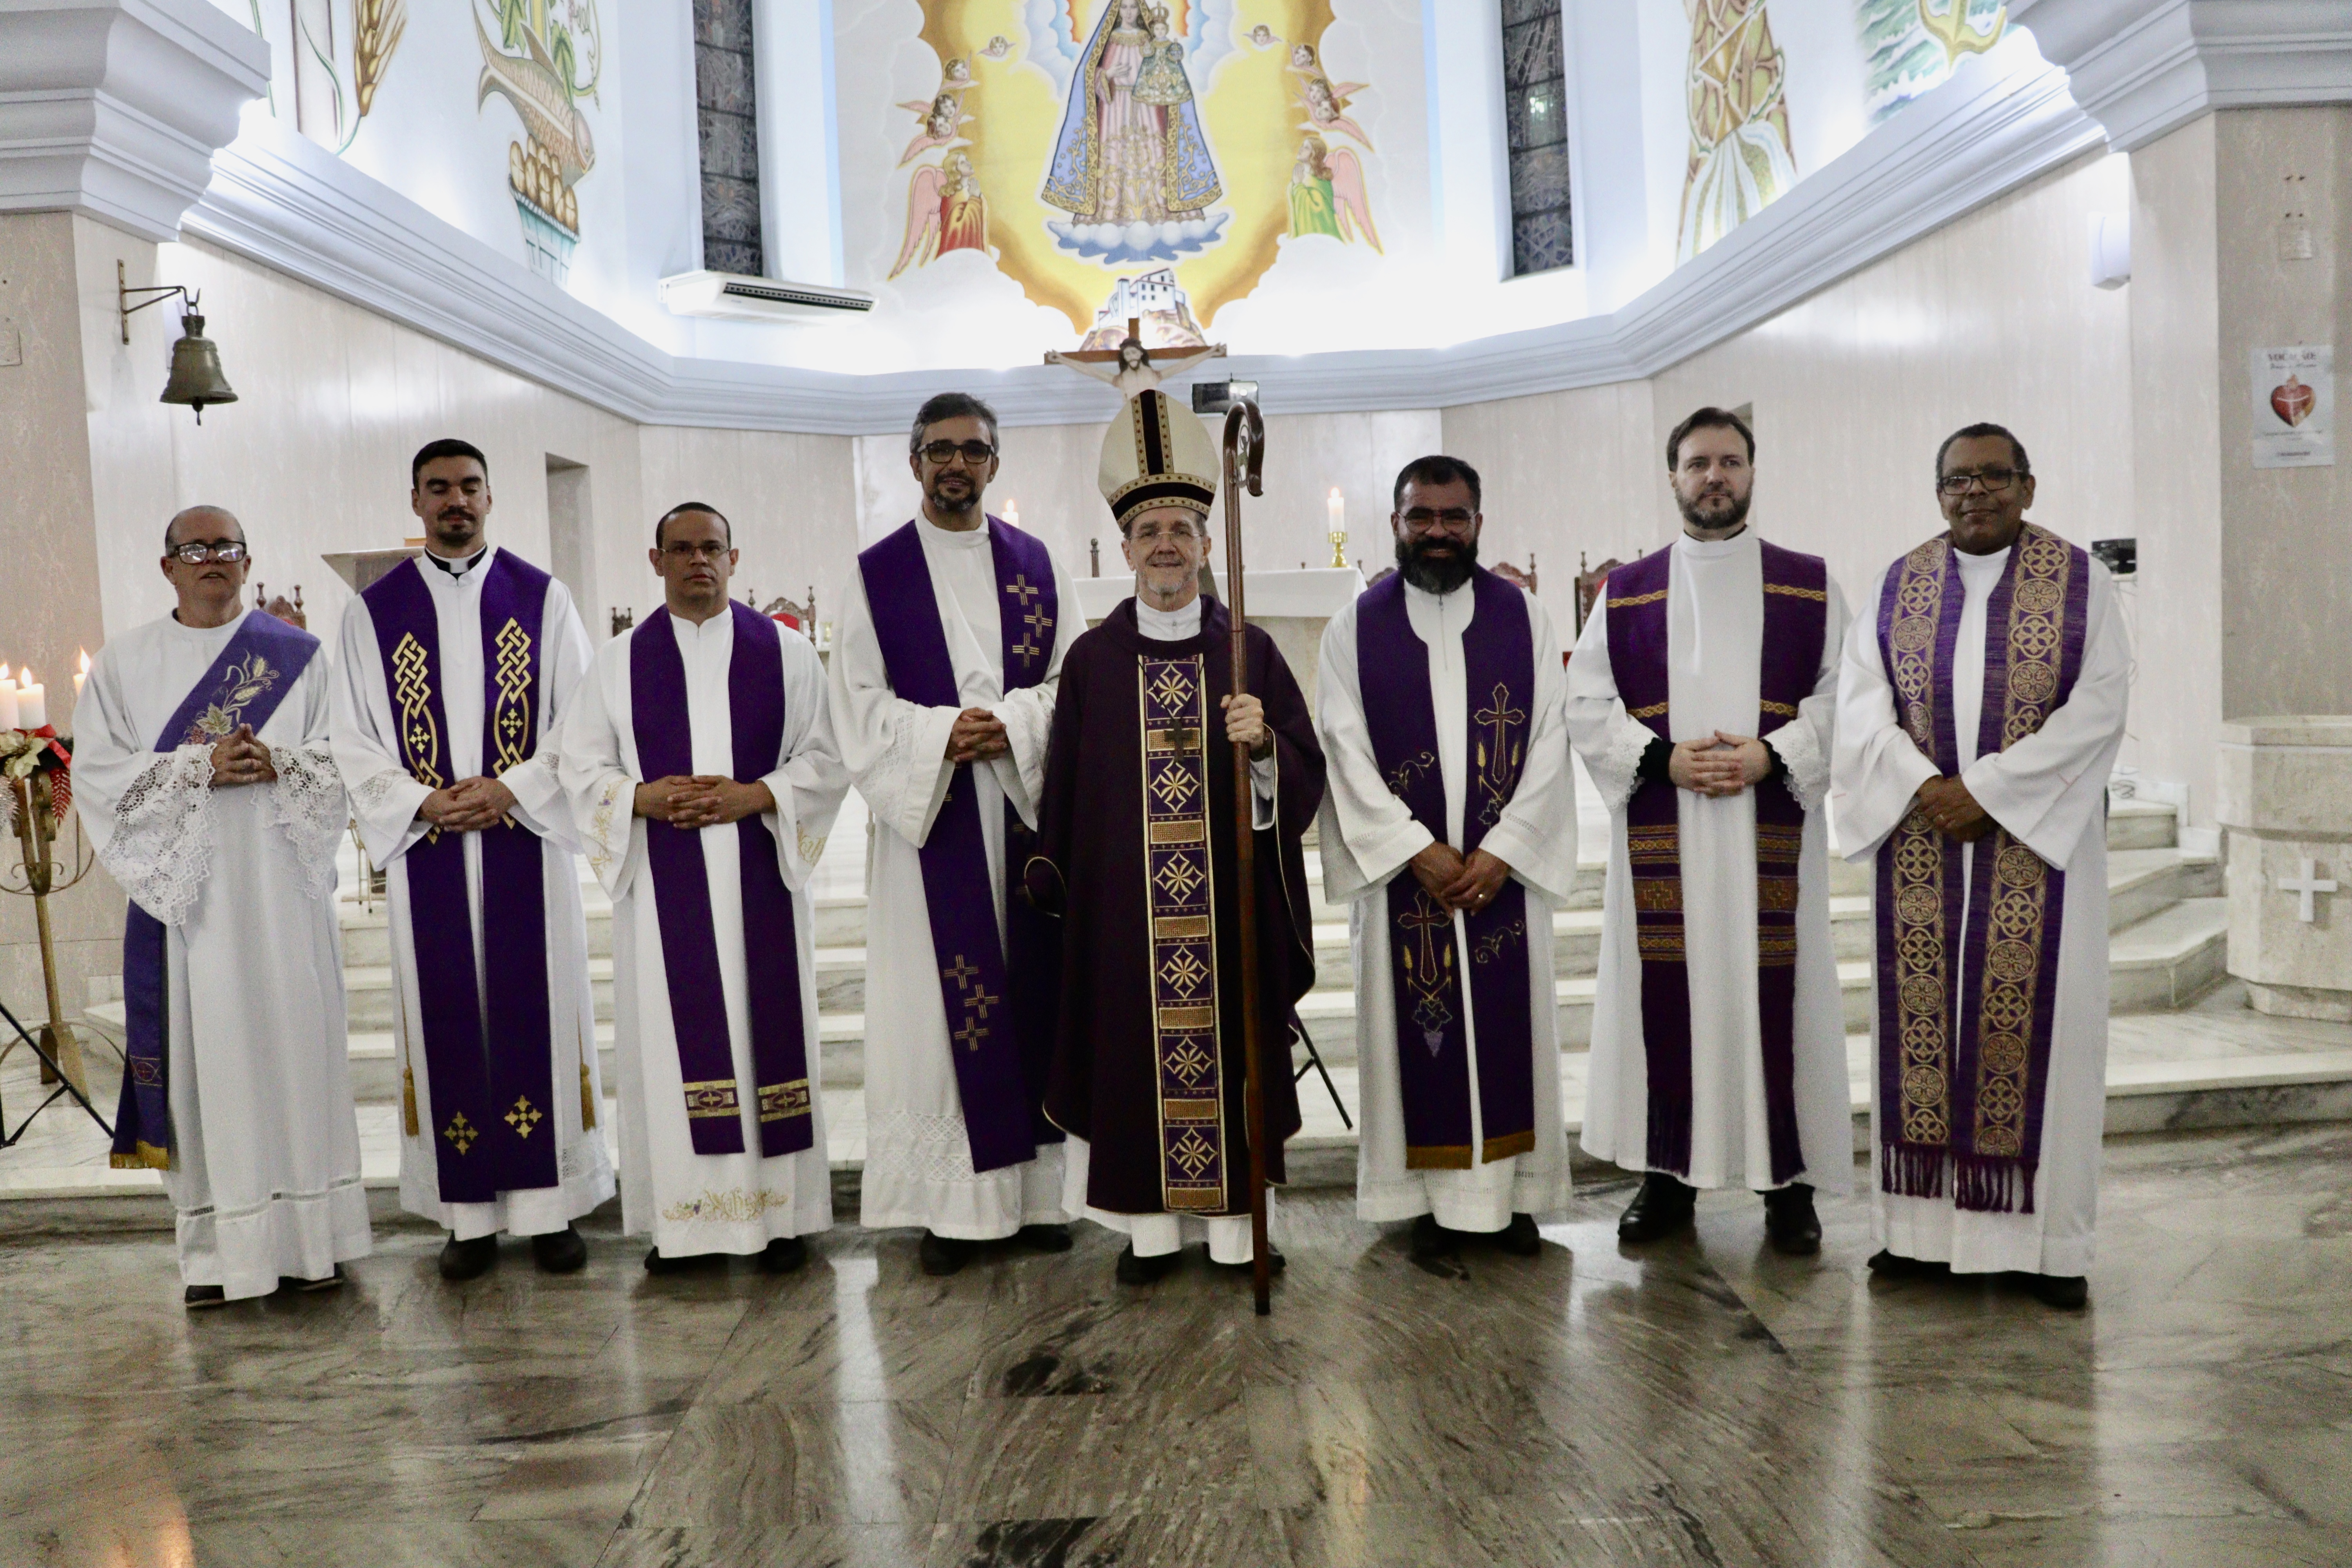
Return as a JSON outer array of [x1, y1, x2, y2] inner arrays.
[[2111, 897, 2230, 1012], [2106, 796, 2182, 851]]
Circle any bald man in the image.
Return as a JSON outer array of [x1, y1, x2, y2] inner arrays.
[[75, 506, 370, 1306]]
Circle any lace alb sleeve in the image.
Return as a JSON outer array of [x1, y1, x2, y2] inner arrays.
[[1765, 715, 1831, 814], [1582, 719, 1655, 814], [99, 747, 217, 926], [269, 744, 348, 903]]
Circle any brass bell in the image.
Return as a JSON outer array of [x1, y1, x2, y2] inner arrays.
[[160, 311, 237, 424]]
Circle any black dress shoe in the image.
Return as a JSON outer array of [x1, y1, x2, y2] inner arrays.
[[1866, 1248, 1946, 1279], [1017, 1223, 1074, 1252], [1209, 1243, 1286, 1275], [1617, 1172, 1697, 1243], [2025, 1272, 2088, 1309], [279, 1265, 346, 1293], [1115, 1244, 1182, 1285], [1410, 1214, 1463, 1261], [1495, 1213, 1544, 1256], [439, 1233, 499, 1281], [1761, 1184, 1822, 1256], [918, 1230, 978, 1276], [183, 1285, 227, 1309], [530, 1225, 588, 1274], [759, 1236, 808, 1275], [643, 1246, 718, 1276]]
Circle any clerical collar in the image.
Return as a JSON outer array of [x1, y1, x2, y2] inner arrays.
[[1134, 595, 1203, 641], [426, 546, 490, 579]]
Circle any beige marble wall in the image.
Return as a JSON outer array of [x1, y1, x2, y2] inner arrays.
[[0, 214, 120, 1024], [2211, 109, 2352, 723]]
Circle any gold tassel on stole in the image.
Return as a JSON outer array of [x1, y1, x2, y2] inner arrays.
[[579, 1058, 597, 1130], [401, 1056, 419, 1138]]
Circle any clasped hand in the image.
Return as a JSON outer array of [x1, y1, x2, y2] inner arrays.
[[946, 707, 1009, 765], [1913, 775, 1993, 841], [635, 775, 774, 829], [1408, 842, 1512, 913], [207, 724, 277, 788], [417, 775, 517, 833], [1668, 732, 1772, 797]]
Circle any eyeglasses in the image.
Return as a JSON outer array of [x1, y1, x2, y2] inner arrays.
[[169, 540, 248, 564], [1937, 468, 2025, 497], [920, 440, 997, 466], [1128, 519, 1203, 544], [1398, 508, 1477, 531], [661, 541, 732, 562]]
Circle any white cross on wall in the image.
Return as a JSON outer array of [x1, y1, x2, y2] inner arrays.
[[2276, 856, 2339, 923]]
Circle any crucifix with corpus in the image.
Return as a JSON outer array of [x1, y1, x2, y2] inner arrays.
[[1044, 316, 1226, 397]]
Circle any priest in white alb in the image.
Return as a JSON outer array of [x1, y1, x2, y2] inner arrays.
[[1568, 408, 1854, 1254], [828, 393, 1083, 1276], [560, 503, 848, 1274], [330, 439, 613, 1282], [1316, 456, 1577, 1262], [1833, 423, 2128, 1310], [78, 506, 368, 1306]]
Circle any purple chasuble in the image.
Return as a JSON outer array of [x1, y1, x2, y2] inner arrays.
[[857, 516, 1064, 1173], [111, 610, 321, 1171], [1354, 570, 1538, 1168], [363, 552, 559, 1203], [628, 603, 813, 1157], [1603, 539, 1825, 1183], [1873, 523, 2089, 1214]]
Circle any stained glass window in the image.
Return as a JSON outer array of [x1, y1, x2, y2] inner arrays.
[[1503, 0, 1573, 276]]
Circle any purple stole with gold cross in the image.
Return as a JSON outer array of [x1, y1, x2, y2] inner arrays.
[[629, 603, 812, 1156], [857, 516, 1063, 1173], [110, 610, 321, 1170], [363, 552, 560, 1203], [1604, 540, 1826, 1183], [1873, 524, 2089, 1214], [1356, 569, 1538, 1168]]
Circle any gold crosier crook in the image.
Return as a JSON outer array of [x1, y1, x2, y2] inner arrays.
[[1219, 397, 1274, 1316]]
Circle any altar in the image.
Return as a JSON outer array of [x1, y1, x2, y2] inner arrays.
[[1072, 565, 1365, 709], [2218, 715, 2352, 1019]]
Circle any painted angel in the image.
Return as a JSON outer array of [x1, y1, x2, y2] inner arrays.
[[1249, 24, 1279, 48], [982, 35, 1012, 59], [1299, 74, 1375, 150], [897, 89, 972, 166], [1287, 135, 1381, 252], [1043, 334, 1224, 397], [890, 149, 986, 279]]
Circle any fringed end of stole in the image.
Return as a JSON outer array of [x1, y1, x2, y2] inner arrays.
[[1953, 1155, 2035, 1215], [109, 1141, 171, 1172], [1879, 1142, 1945, 1200], [1643, 1103, 1693, 1181]]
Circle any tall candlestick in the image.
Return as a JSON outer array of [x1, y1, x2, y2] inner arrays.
[[15, 668, 45, 730], [1326, 488, 1347, 569]]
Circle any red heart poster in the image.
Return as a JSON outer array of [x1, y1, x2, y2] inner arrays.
[[2272, 376, 2316, 427]]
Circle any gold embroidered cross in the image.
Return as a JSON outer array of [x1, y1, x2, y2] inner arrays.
[[505, 1095, 543, 1138], [966, 983, 1000, 1022], [1014, 601, 1053, 662], [944, 955, 980, 990], [1474, 683, 1527, 775], [954, 1018, 989, 1053], [443, 1111, 478, 1154], [1399, 892, 1453, 978]]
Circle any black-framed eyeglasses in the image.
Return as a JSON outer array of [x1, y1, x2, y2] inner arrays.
[[1398, 507, 1477, 531], [1937, 468, 2024, 497], [920, 439, 997, 465], [661, 541, 731, 561], [169, 540, 247, 564]]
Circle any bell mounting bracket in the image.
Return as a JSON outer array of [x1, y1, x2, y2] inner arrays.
[[117, 259, 198, 345]]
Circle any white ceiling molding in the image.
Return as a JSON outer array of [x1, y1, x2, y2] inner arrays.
[[2012, 0, 2352, 151], [0, 0, 269, 242]]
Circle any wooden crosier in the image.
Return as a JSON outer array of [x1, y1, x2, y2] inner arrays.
[[1220, 396, 1274, 1315]]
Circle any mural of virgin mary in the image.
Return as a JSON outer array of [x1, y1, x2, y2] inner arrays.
[[1041, 0, 1221, 240]]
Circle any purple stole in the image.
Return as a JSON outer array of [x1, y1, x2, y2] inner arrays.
[[628, 604, 812, 1156], [1355, 570, 1538, 1168], [856, 517, 1063, 1173], [363, 552, 558, 1203], [109, 611, 321, 1170], [1874, 524, 2089, 1214], [1604, 539, 1826, 1183]]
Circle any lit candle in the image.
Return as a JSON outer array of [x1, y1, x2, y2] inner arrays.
[[1000, 496, 1020, 530], [73, 647, 90, 698], [0, 664, 16, 731], [15, 668, 45, 730]]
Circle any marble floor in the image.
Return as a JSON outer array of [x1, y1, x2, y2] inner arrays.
[[3, 1125, 2350, 1567]]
